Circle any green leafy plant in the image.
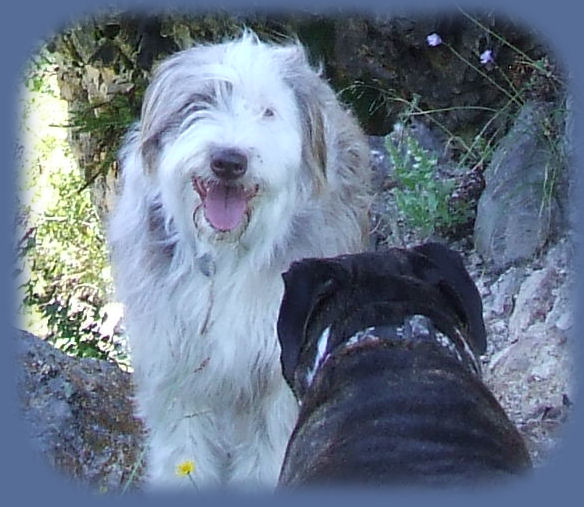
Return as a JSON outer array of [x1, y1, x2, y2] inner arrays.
[[66, 90, 142, 189], [385, 131, 471, 238], [18, 165, 128, 365]]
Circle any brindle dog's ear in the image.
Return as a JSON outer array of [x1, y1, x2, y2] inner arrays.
[[277, 259, 340, 388], [413, 242, 487, 355]]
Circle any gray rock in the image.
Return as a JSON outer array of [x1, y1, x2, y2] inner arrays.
[[485, 266, 524, 318], [474, 101, 561, 270], [508, 266, 558, 337], [16, 330, 145, 492]]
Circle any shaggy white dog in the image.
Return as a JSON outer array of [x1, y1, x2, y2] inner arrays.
[[108, 31, 371, 489]]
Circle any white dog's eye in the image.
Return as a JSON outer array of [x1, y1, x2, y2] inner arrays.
[[263, 107, 276, 118]]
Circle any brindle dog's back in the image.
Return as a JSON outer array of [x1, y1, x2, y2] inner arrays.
[[277, 244, 531, 487]]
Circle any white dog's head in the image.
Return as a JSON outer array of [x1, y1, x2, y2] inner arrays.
[[123, 31, 370, 267]]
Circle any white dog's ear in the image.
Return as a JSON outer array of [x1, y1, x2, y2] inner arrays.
[[137, 54, 190, 174], [298, 89, 327, 187], [280, 44, 328, 189], [137, 73, 165, 174], [138, 87, 165, 174], [140, 132, 161, 174]]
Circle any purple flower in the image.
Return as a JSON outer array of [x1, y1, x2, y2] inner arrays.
[[480, 49, 495, 65], [426, 33, 443, 47]]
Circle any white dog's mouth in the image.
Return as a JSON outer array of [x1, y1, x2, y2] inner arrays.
[[193, 177, 259, 232]]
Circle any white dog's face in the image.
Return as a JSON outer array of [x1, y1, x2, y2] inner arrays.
[[139, 33, 323, 248]]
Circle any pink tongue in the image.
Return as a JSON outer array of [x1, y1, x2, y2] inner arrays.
[[204, 183, 247, 231]]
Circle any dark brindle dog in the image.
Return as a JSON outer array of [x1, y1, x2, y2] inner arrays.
[[276, 243, 531, 487]]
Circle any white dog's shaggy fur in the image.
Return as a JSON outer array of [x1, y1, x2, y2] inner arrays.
[[108, 31, 371, 489]]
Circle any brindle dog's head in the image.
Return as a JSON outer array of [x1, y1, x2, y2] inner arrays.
[[277, 243, 486, 400]]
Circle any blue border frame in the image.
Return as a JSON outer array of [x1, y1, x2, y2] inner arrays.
[[3, 0, 582, 505]]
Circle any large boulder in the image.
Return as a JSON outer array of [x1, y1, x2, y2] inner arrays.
[[474, 101, 562, 270], [16, 330, 145, 492]]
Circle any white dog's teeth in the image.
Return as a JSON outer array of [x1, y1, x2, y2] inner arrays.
[[247, 184, 260, 198], [192, 177, 208, 198]]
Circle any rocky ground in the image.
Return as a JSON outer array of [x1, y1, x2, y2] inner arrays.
[[466, 236, 574, 465]]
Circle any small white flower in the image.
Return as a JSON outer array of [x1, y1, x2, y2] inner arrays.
[[426, 33, 443, 47], [480, 49, 495, 64]]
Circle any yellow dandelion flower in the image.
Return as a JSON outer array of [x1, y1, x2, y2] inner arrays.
[[176, 460, 195, 477]]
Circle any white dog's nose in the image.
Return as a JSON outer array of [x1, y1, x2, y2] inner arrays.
[[210, 148, 248, 180]]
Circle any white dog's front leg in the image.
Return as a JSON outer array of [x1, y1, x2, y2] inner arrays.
[[145, 416, 226, 490], [227, 379, 299, 489]]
